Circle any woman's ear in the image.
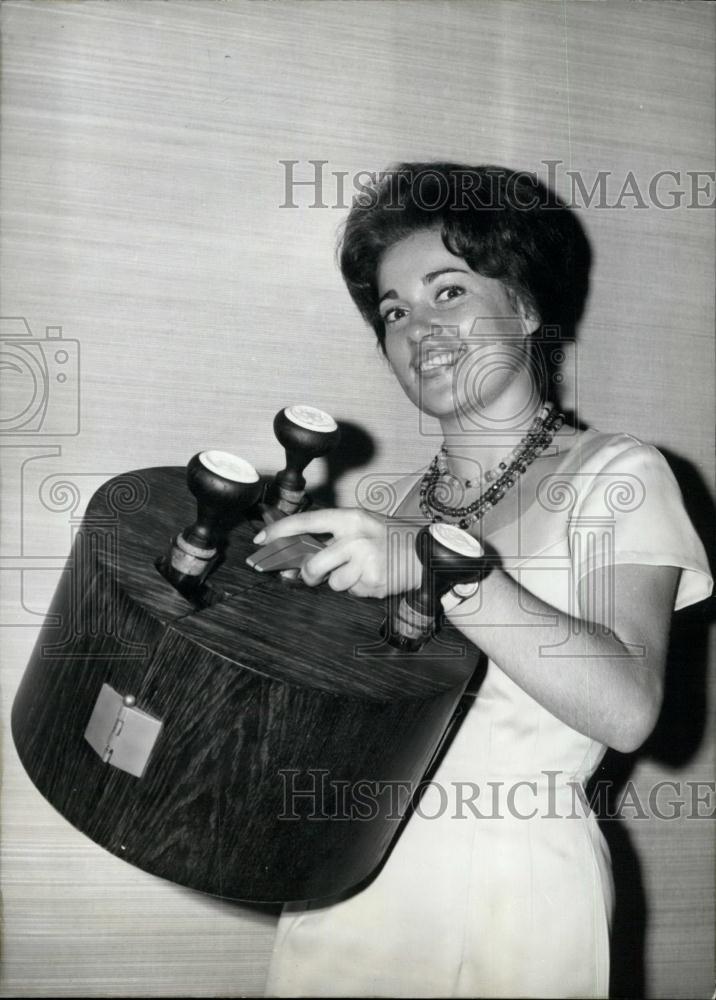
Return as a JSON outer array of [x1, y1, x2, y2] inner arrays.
[[506, 287, 541, 336], [516, 298, 541, 336]]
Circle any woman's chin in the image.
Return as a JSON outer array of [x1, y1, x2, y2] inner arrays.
[[414, 386, 488, 427], [411, 388, 458, 421]]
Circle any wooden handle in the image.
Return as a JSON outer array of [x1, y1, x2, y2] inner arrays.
[[383, 524, 487, 651], [158, 451, 262, 600], [272, 406, 340, 504]]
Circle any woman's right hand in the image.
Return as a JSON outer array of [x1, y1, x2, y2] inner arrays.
[[252, 508, 423, 599]]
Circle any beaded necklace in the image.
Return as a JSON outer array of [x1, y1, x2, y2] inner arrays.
[[419, 403, 565, 530]]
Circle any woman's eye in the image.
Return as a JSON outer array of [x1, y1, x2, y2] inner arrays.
[[382, 306, 407, 325], [435, 285, 465, 303]]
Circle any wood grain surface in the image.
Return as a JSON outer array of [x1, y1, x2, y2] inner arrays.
[[12, 467, 475, 902], [1, 0, 713, 996]]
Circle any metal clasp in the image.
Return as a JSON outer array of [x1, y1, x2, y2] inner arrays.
[[84, 683, 163, 778]]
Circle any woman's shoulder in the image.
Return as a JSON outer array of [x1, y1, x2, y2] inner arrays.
[[554, 426, 686, 515], [556, 426, 650, 475], [560, 427, 713, 611]]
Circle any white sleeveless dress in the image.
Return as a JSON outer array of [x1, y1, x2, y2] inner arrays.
[[264, 431, 712, 998]]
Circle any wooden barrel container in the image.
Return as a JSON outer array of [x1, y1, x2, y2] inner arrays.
[[12, 468, 477, 903]]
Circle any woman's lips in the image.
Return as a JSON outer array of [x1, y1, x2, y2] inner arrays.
[[415, 348, 464, 379]]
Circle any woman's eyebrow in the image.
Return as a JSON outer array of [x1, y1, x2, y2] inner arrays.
[[379, 267, 470, 305], [423, 267, 470, 284]]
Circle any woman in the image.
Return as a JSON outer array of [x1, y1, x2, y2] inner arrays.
[[258, 165, 712, 997]]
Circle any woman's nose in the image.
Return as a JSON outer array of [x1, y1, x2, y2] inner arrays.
[[406, 311, 435, 343]]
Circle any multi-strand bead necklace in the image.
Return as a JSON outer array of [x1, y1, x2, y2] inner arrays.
[[419, 403, 565, 530]]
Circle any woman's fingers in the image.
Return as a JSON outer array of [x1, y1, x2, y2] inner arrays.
[[326, 561, 363, 593], [254, 508, 381, 546], [253, 510, 337, 544], [251, 509, 398, 597], [301, 537, 385, 596], [300, 538, 356, 586]]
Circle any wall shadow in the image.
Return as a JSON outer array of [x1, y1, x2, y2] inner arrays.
[[310, 420, 377, 509], [589, 448, 715, 998]]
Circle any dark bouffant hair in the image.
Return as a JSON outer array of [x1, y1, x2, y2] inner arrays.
[[338, 163, 590, 354]]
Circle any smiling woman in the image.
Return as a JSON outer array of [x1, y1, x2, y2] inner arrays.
[[1, 0, 713, 995], [377, 231, 540, 434], [256, 164, 713, 998]]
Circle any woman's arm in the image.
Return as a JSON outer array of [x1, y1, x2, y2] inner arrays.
[[253, 508, 680, 753], [446, 561, 680, 753]]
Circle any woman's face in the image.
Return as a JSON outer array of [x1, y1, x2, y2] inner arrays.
[[376, 229, 540, 431]]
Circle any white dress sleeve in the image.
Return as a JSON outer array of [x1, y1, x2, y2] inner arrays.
[[568, 441, 713, 611]]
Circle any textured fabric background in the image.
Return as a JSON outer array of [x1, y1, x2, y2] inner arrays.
[[1, 1, 713, 996]]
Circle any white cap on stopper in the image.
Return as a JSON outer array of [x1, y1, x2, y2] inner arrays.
[[285, 405, 337, 433], [199, 451, 259, 483], [429, 522, 485, 558]]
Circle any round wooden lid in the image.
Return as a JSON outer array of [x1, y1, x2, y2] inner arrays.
[[89, 468, 478, 701]]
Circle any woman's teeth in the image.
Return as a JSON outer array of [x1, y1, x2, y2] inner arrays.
[[420, 351, 457, 372]]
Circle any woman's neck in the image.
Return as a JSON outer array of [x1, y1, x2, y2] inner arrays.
[[438, 391, 563, 485]]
